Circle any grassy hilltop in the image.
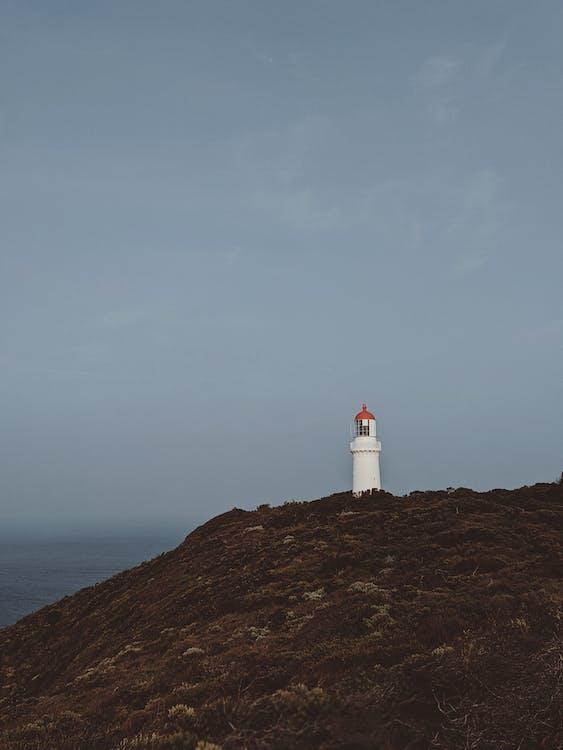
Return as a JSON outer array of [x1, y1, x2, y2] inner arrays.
[[0, 483, 561, 749]]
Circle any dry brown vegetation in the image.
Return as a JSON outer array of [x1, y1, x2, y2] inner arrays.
[[0, 482, 561, 749]]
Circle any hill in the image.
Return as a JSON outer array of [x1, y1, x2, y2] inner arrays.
[[0, 483, 561, 750]]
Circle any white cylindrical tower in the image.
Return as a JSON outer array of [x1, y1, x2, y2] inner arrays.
[[350, 403, 382, 496]]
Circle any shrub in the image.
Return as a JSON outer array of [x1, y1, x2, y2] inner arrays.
[[248, 626, 270, 640], [347, 581, 389, 600], [167, 704, 195, 720], [302, 587, 325, 601], [270, 683, 331, 718], [118, 733, 161, 749], [118, 732, 197, 749], [364, 603, 396, 631]]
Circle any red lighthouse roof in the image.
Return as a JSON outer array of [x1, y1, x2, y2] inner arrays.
[[355, 403, 375, 421]]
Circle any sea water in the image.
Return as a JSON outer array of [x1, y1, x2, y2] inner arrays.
[[0, 527, 186, 629]]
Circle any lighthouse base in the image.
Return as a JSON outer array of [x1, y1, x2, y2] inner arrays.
[[352, 487, 381, 498]]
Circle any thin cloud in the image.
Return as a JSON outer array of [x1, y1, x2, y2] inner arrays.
[[525, 320, 563, 340], [428, 100, 460, 127], [477, 38, 507, 78], [0, 356, 97, 378], [100, 309, 148, 329], [450, 253, 488, 279], [414, 55, 460, 89]]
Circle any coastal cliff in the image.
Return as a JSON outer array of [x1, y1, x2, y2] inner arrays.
[[0, 483, 561, 749]]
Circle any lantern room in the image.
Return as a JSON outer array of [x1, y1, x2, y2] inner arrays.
[[354, 403, 376, 437]]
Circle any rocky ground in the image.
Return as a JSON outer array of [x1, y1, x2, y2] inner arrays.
[[0, 482, 561, 749]]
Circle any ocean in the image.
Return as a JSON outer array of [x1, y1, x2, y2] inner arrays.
[[0, 528, 186, 629]]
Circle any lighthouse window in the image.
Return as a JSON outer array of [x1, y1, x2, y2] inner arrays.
[[358, 423, 370, 436]]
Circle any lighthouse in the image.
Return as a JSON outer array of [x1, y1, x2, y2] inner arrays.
[[350, 404, 382, 496]]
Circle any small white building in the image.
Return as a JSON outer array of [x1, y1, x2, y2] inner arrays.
[[350, 404, 382, 496]]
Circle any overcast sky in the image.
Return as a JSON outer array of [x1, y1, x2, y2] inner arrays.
[[1, 1, 562, 530]]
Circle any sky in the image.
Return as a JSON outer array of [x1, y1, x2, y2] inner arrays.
[[1, 0, 562, 531]]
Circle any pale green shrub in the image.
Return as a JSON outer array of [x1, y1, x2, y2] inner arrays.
[[303, 587, 325, 601], [167, 704, 195, 720]]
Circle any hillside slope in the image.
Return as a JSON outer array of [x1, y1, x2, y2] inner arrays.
[[0, 484, 561, 750]]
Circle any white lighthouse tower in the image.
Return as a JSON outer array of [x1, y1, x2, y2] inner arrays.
[[350, 404, 382, 496]]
